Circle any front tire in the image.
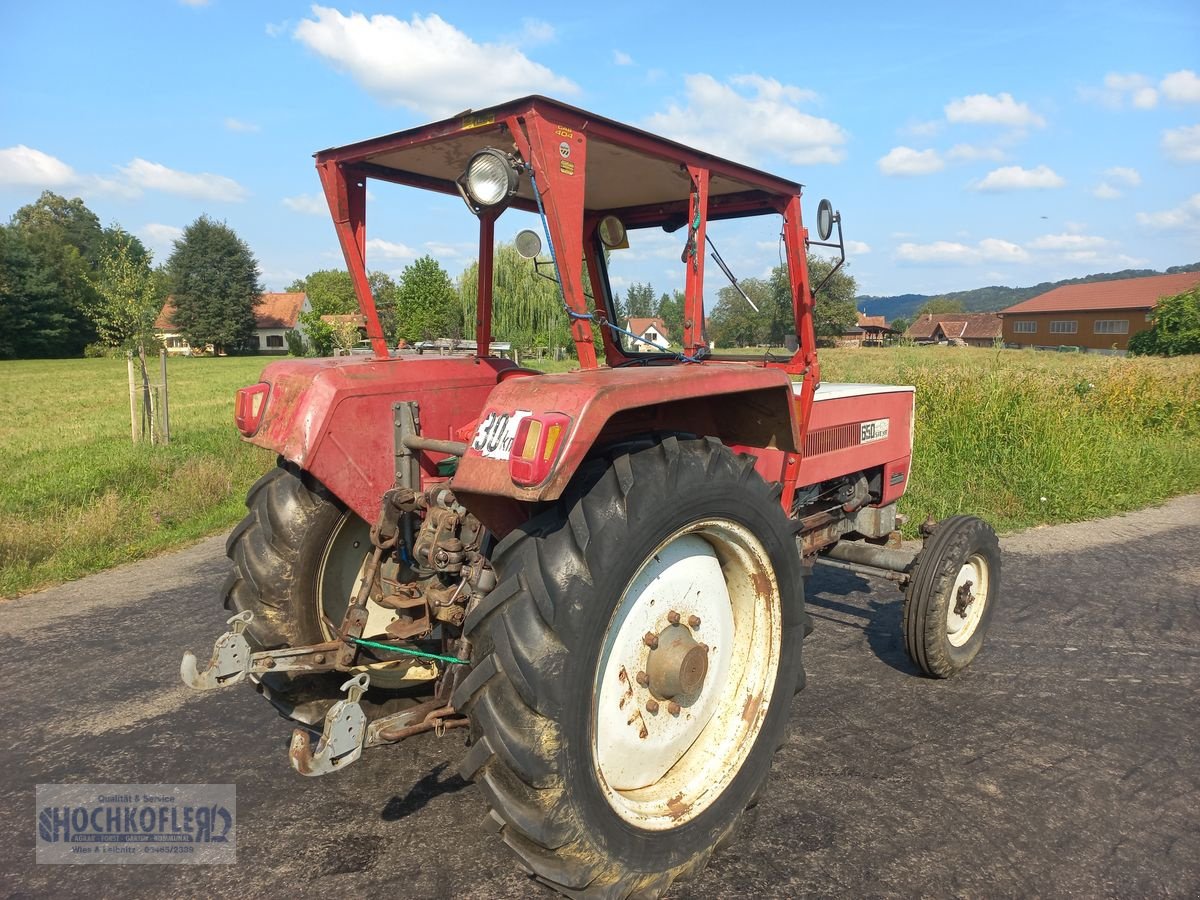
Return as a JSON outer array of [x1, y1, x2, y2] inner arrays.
[[455, 437, 809, 897], [902, 514, 1001, 678]]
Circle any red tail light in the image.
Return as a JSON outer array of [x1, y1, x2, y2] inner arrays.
[[234, 382, 270, 436], [509, 413, 571, 486]]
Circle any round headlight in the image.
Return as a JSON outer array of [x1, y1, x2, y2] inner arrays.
[[465, 149, 519, 208]]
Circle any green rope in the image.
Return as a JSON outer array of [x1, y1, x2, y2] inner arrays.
[[348, 636, 469, 666]]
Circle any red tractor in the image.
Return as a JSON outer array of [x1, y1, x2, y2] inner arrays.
[[183, 96, 1000, 898]]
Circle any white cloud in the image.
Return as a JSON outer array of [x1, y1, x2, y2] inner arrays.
[[946, 143, 1005, 163], [944, 92, 1045, 128], [1083, 72, 1160, 109], [265, 20, 289, 38], [902, 119, 942, 138], [878, 146, 944, 176], [518, 18, 555, 45], [1163, 124, 1200, 163], [846, 240, 871, 255], [224, 117, 260, 133], [613, 49, 634, 66], [293, 8, 577, 117], [1105, 166, 1141, 186], [1092, 183, 1121, 200], [895, 238, 1028, 264], [972, 164, 1065, 191], [1136, 193, 1200, 230], [179, 0, 209, 6], [423, 240, 474, 259], [365, 237, 417, 259], [119, 158, 248, 201], [645, 73, 847, 165], [140, 223, 184, 257], [1028, 233, 1111, 251], [1161, 70, 1200, 104], [0, 145, 76, 186], [282, 193, 326, 215]]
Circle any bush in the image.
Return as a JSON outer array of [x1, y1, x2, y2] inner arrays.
[[1129, 286, 1200, 357], [284, 329, 307, 356]]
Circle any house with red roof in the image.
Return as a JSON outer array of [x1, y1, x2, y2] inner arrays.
[[905, 313, 1002, 348], [625, 317, 671, 349], [997, 272, 1200, 354], [839, 312, 896, 347], [155, 292, 310, 355]]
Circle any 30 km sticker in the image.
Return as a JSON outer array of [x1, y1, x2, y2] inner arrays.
[[860, 418, 890, 443], [471, 410, 532, 459]]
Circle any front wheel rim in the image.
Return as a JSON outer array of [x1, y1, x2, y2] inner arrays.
[[946, 552, 989, 647], [591, 519, 783, 830]]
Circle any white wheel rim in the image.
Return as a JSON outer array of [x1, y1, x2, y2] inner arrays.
[[318, 514, 434, 688], [592, 520, 783, 830], [946, 552, 988, 647]]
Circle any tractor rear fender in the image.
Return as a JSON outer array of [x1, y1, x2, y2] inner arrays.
[[451, 364, 801, 533]]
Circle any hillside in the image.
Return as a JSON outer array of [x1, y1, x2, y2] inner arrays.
[[858, 262, 1200, 322]]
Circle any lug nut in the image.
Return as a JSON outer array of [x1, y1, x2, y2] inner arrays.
[[646, 699, 660, 714], [687, 615, 701, 629], [262, 657, 276, 669], [314, 654, 326, 665], [636, 670, 650, 687], [643, 632, 659, 649], [668, 701, 681, 716], [667, 610, 681, 625]]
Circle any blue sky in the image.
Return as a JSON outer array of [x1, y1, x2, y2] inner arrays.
[[2, 1, 1198, 309]]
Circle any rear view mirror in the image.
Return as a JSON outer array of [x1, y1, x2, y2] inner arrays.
[[515, 229, 543, 259], [816, 199, 836, 241]]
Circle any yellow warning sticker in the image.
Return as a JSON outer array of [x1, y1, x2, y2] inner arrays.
[[560, 159, 575, 175], [460, 113, 495, 130]]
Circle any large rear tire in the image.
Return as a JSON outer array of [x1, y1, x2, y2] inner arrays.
[[455, 437, 809, 898], [223, 464, 427, 723]]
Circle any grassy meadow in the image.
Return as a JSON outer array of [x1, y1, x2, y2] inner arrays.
[[2, 347, 1198, 597]]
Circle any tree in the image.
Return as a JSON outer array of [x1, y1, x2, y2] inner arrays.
[[0, 224, 68, 359], [890, 316, 911, 336], [7, 191, 108, 356], [166, 216, 262, 354], [87, 227, 161, 351], [656, 290, 685, 343], [916, 296, 965, 317], [460, 242, 569, 355], [395, 255, 461, 342], [623, 282, 656, 318], [1128, 286, 1200, 356]]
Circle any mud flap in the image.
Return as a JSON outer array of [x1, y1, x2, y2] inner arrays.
[[289, 673, 371, 776], [180, 611, 255, 690]]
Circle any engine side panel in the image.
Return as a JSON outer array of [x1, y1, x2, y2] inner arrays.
[[795, 384, 915, 505]]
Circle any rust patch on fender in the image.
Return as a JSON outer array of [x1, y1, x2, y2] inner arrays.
[[742, 691, 763, 722]]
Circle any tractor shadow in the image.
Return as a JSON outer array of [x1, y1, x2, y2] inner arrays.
[[380, 762, 471, 821], [805, 566, 920, 676]]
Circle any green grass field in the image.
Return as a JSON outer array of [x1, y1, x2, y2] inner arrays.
[[2, 347, 1198, 597]]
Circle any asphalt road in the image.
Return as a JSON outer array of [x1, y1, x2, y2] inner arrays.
[[3, 496, 1199, 899]]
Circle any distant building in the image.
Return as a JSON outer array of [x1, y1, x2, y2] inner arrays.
[[905, 313, 1002, 348], [997, 272, 1200, 354], [156, 292, 309, 355], [838, 312, 894, 347], [625, 317, 671, 348]]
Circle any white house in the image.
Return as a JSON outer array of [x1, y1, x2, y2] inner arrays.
[[625, 317, 671, 349], [156, 292, 310, 355]]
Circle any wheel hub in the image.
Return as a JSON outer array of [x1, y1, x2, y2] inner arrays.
[[953, 580, 976, 618], [646, 623, 709, 699]]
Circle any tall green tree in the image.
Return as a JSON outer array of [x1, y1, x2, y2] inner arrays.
[[287, 268, 399, 355], [87, 227, 162, 351], [655, 289, 685, 343], [166, 216, 262, 354], [460, 242, 569, 354], [8, 191, 108, 355], [0, 224, 69, 359], [623, 282, 656, 318], [394, 255, 460, 343], [806, 256, 859, 339]]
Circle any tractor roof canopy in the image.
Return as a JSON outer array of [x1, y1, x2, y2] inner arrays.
[[313, 95, 817, 375]]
